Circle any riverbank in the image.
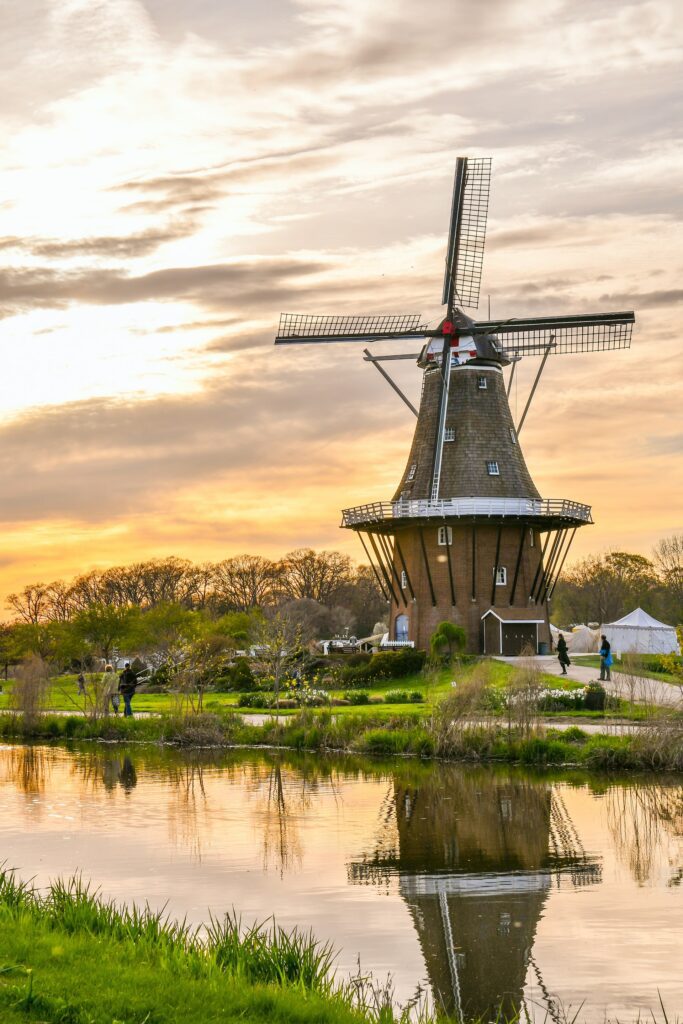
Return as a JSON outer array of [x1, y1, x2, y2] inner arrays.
[[1, 705, 681, 771], [0, 869, 406, 1024]]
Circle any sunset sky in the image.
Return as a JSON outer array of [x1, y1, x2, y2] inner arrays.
[[1, 0, 681, 607]]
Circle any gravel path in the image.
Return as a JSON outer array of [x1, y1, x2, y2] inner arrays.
[[495, 654, 682, 708]]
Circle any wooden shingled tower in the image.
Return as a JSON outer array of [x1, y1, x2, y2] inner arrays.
[[275, 158, 635, 654]]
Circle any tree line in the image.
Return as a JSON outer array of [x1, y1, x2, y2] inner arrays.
[[552, 536, 683, 628], [0, 550, 388, 674]]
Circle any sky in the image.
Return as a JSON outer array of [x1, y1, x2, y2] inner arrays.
[[0, 0, 681, 607]]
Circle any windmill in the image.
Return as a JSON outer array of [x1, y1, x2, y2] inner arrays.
[[275, 158, 634, 653]]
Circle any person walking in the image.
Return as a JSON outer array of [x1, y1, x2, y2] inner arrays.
[[118, 662, 138, 718], [101, 663, 120, 715], [599, 635, 612, 681], [557, 634, 570, 675], [76, 671, 87, 696]]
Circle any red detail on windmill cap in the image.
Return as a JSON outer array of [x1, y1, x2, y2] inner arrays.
[[442, 320, 455, 336]]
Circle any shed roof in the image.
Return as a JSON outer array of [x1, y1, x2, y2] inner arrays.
[[481, 607, 546, 623]]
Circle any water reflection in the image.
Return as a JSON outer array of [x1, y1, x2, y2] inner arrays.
[[0, 744, 680, 1020], [349, 767, 601, 1021]]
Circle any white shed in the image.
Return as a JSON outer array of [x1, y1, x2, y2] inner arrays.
[[602, 607, 680, 656]]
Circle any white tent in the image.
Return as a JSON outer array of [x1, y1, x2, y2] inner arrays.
[[602, 607, 680, 656], [550, 623, 600, 653]]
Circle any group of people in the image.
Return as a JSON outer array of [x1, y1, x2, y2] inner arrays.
[[556, 634, 613, 680], [77, 663, 140, 717]]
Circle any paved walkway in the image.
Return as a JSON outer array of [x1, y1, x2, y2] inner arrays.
[[495, 655, 682, 708]]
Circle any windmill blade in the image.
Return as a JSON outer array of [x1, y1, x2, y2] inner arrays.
[[442, 157, 492, 311], [275, 312, 429, 344], [472, 310, 634, 356]]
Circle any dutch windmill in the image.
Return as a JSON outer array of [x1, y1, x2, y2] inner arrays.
[[275, 158, 634, 653]]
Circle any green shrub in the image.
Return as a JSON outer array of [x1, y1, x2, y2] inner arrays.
[[384, 690, 410, 704], [358, 728, 412, 755], [340, 648, 426, 686], [214, 658, 255, 693], [584, 683, 606, 711], [562, 726, 589, 743], [237, 692, 271, 709], [408, 690, 425, 703], [343, 690, 369, 705]]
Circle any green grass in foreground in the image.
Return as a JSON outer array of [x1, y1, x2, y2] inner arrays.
[[0, 871, 403, 1024]]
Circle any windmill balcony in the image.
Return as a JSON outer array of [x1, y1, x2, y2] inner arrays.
[[341, 497, 593, 530]]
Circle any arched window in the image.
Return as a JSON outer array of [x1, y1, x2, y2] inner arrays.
[[395, 614, 409, 642]]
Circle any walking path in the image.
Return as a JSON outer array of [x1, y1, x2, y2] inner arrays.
[[495, 655, 682, 708]]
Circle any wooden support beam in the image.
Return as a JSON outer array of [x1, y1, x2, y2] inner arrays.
[[509, 526, 526, 605], [363, 349, 418, 417], [378, 532, 407, 607], [516, 337, 554, 436], [395, 537, 416, 601], [444, 530, 456, 606], [536, 529, 564, 604], [529, 531, 551, 602], [418, 527, 437, 606], [358, 532, 389, 602], [490, 524, 503, 606], [547, 528, 578, 601], [368, 533, 398, 607], [471, 527, 477, 600], [541, 528, 572, 605]]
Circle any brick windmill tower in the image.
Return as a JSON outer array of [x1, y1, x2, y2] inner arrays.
[[275, 159, 634, 654]]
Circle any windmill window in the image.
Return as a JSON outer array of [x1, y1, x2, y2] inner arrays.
[[509, 427, 517, 444], [438, 526, 453, 546], [486, 461, 500, 476], [529, 529, 535, 547], [444, 427, 455, 442], [401, 570, 408, 590], [495, 566, 507, 586], [477, 376, 488, 389], [407, 463, 417, 481]]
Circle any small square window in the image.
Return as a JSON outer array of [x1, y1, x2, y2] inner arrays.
[[401, 570, 408, 590], [438, 526, 453, 546], [477, 376, 488, 390], [486, 461, 500, 476], [495, 567, 507, 586], [407, 463, 417, 481], [509, 427, 517, 444], [444, 428, 455, 442]]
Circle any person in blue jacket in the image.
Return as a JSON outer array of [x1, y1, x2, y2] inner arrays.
[[599, 635, 612, 681]]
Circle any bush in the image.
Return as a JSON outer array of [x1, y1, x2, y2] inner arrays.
[[408, 690, 425, 703], [343, 690, 370, 705], [237, 692, 271, 709], [340, 648, 426, 686], [214, 658, 255, 693], [384, 690, 410, 704], [584, 683, 606, 711]]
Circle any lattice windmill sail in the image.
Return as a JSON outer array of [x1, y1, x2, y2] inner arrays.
[[274, 157, 635, 655]]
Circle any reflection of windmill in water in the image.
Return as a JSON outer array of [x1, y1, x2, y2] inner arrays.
[[348, 769, 601, 1021], [276, 158, 634, 653]]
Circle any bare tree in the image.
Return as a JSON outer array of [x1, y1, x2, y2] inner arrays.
[[212, 555, 280, 611], [279, 548, 353, 604], [653, 534, 683, 617], [6, 584, 51, 624], [250, 611, 303, 717]]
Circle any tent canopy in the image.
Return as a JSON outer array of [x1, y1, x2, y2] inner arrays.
[[605, 607, 673, 630], [602, 607, 680, 655]]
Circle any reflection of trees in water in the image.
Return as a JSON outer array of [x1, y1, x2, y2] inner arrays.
[[605, 782, 683, 886], [0, 744, 52, 800], [166, 761, 209, 862]]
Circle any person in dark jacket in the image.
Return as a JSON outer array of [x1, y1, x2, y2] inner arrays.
[[557, 634, 570, 675], [118, 663, 138, 718], [599, 635, 612, 681]]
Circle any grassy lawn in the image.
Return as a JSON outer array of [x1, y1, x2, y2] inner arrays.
[[0, 661, 587, 720], [577, 655, 682, 686]]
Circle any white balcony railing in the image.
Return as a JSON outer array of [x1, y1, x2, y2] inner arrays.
[[341, 497, 592, 528]]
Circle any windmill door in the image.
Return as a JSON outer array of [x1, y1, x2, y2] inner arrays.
[[501, 624, 537, 656]]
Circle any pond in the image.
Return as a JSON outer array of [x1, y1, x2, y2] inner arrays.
[[0, 742, 681, 1020]]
